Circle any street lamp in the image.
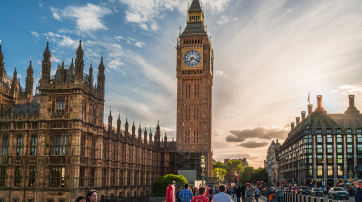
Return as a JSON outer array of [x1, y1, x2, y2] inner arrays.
[[349, 169, 353, 182], [216, 170, 219, 186], [201, 154, 205, 186]]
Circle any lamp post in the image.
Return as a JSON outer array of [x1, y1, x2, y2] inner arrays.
[[201, 154, 205, 186], [349, 169, 353, 182], [216, 170, 219, 186]]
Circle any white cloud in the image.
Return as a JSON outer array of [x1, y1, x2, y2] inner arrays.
[[50, 4, 112, 31], [337, 85, 362, 95], [50, 7, 61, 20], [51, 55, 61, 63], [331, 90, 338, 93], [135, 41, 145, 47], [17, 74, 22, 78], [109, 59, 126, 75], [217, 15, 229, 24], [115, 35, 123, 41], [30, 31, 40, 38], [215, 70, 223, 75], [58, 36, 78, 48], [118, 0, 229, 30]]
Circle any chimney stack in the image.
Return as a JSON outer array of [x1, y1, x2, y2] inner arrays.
[[308, 104, 313, 116], [301, 111, 306, 121], [291, 122, 295, 130], [349, 95, 356, 109], [317, 95, 323, 108], [345, 94, 360, 114], [296, 117, 300, 125]]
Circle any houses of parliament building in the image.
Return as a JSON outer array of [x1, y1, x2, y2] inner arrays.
[[0, 0, 214, 201]]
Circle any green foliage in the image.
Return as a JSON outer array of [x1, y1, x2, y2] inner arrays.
[[239, 166, 254, 183], [213, 161, 227, 170], [226, 160, 244, 173], [151, 174, 188, 197], [212, 168, 227, 182]]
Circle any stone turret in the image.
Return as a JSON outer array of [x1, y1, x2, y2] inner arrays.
[[144, 126, 148, 145], [108, 109, 112, 134], [41, 41, 51, 83], [25, 59, 34, 101], [117, 113, 121, 136], [75, 39, 84, 82]]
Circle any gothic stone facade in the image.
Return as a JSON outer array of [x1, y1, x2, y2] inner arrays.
[[279, 95, 362, 188], [176, 0, 214, 177], [0, 40, 174, 202]]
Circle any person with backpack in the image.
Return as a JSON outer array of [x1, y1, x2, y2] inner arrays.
[[254, 187, 260, 202]]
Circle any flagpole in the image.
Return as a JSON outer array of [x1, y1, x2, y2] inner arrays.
[[308, 92, 311, 124]]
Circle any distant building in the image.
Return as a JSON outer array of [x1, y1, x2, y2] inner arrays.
[[264, 140, 281, 186], [279, 95, 362, 188], [224, 158, 249, 167]]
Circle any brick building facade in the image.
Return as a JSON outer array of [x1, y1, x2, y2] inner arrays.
[[176, 0, 214, 177]]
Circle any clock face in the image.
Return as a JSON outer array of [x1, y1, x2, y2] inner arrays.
[[184, 50, 201, 67]]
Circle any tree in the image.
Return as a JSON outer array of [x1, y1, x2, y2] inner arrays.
[[213, 161, 227, 170], [250, 167, 268, 184], [226, 160, 244, 173], [240, 166, 254, 183], [212, 168, 227, 182], [152, 174, 188, 197]]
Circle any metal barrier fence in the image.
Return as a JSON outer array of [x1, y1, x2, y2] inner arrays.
[[100, 196, 151, 202], [278, 193, 326, 202]]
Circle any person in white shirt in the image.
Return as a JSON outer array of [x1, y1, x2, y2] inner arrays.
[[212, 184, 232, 202]]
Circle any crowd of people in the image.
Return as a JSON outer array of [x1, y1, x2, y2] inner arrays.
[[175, 183, 261, 202]]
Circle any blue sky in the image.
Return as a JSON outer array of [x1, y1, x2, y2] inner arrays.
[[2, 0, 362, 167]]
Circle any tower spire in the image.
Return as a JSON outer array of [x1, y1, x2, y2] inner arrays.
[[75, 38, 84, 79], [0, 39, 4, 66], [41, 39, 51, 83]]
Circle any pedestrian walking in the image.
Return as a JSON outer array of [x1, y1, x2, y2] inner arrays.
[[86, 190, 97, 202], [212, 184, 232, 202], [180, 183, 194, 202], [191, 186, 209, 202], [241, 184, 246, 201], [268, 188, 275, 202], [356, 182, 362, 202], [233, 185, 238, 202], [176, 186, 182, 202], [254, 187, 260, 202], [75, 196, 87, 202], [278, 187, 283, 202], [236, 186, 242, 202]]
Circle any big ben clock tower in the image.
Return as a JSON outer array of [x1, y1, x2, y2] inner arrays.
[[176, 0, 213, 177]]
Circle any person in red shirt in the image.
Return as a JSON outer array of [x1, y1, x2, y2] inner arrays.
[[206, 186, 210, 198], [191, 186, 209, 202]]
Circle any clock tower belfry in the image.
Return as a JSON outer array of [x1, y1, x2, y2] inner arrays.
[[176, 0, 213, 177]]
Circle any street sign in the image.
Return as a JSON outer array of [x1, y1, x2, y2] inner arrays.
[[343, 176, 348, 180]]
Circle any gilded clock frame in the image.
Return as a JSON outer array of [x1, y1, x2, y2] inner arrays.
[[182, 47, 203, 70]]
